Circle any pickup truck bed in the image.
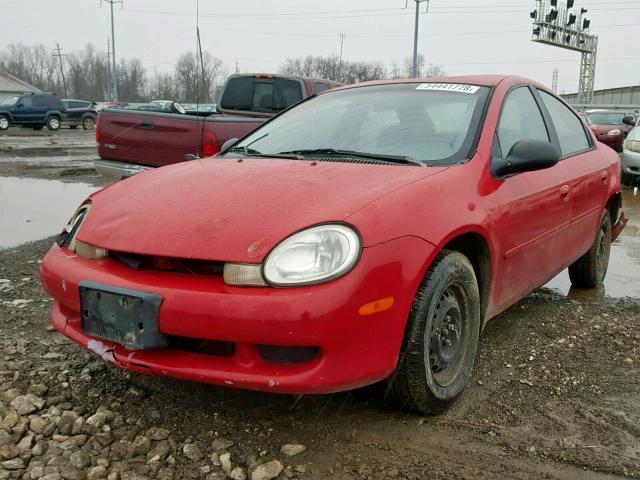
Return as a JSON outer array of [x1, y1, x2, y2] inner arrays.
[[96, 109, 264, 172]]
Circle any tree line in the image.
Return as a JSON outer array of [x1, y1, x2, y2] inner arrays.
[[0, 43, 445, 103]]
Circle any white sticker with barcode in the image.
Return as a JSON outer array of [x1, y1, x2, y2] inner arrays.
[[416, 83, 480, 94]]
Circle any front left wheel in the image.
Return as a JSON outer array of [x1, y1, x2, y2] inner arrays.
[[46, 116, 61, 131], [384, 250, 481, 415]]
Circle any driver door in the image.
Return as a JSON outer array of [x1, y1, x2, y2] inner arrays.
[[489, 86, 572, 310]]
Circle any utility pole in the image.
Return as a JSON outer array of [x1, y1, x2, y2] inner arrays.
[[235, 59, 239, 74], [408, 0, 430, 78], [551, 68, 559, 93], [337, 33, 345, 82], [101, 0, 123, 101], [53, 42, 68, 98], [106, 38, 111, 101]]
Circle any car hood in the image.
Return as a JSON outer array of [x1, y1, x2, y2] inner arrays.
[[626, 126, 640, 141], [595, 124, 624, 135], [78, 157, 446, 262]]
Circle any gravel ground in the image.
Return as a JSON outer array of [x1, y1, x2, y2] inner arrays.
[[0, 238, 639, 480]]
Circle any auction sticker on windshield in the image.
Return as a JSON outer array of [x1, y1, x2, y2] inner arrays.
[[416, 83, 480, 94]]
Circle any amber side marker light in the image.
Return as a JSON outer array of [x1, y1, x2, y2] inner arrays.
[[358, 296, 395, 316]]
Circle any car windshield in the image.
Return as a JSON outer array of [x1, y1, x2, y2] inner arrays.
[[226, 83, 490, 165], [587, 112, 627, 125], [1, 96, 18, 105]]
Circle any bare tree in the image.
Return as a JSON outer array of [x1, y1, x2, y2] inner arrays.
[[402, 54, 445, 78], [175, 51, 225, 103], [280, 55, 386, 84]]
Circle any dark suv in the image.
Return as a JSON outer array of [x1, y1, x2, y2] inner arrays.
[[0, 93, 66, 131], [62, 99, 98, 130]]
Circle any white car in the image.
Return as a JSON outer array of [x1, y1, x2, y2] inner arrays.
[[622, 115, 640, 183]]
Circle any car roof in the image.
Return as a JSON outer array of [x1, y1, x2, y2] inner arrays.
[[326, 75, 544, 94]]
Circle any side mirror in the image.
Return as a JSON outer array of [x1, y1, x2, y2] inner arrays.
[[493, 139, 561, 178], [219, 138, 238, 154], [623, 115, 636, 126]]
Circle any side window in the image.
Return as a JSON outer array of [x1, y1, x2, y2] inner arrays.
[[313, 83, 329, 94], [537, 90, 590, 156], [18, 96, 33, 108], [497, 87, 549, 157]]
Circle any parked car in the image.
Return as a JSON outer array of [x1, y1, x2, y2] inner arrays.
[[41, 75, 627, 414], [124, 100, 186, 114], [577, 112, 599, 137], [62, 99, 98, 130], [622, 115, 640, 184], [586, 110, 636, 151], [94, 74, 342, 180], [0, 92, 65, 130], [182, 103, 217, 116]]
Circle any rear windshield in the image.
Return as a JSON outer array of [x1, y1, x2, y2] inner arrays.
[[230, 83, 490, 165], [587, 112, 627, 125], [220, 76, 303, 113]]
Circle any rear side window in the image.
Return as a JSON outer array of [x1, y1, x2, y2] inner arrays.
[[33, 96, 59, 108], [538, 90, 590, 156], [497, 87, 549, 157], [220, 76, 303, 112], [18, 96, 33, 107]]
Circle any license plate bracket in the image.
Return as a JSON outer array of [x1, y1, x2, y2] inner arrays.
[[79, 281, 167, 350]]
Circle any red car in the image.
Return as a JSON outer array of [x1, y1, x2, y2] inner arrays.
[[41, 75, 627, 414], [586, 110, 635, 151]]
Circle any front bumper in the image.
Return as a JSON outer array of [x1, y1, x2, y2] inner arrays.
[[94, 160, 151, 181], [40, 237, 435, 394], [622, 148, 640, 176], [597, 134, 623, 151]]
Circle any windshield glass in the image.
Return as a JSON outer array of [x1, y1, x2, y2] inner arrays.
[[587, 112, 627, 125], [227, 83, 490, 165], [1, 96, 18, 105]]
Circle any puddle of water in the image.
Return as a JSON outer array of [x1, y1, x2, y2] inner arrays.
[[0, 176, 98, 249], [546, 188, 640, 298]]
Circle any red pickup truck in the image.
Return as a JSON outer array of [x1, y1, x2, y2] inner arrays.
[[94, 73, 341, 180]]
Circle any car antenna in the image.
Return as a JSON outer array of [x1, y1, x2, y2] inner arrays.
[[195, 0, 207, 158]]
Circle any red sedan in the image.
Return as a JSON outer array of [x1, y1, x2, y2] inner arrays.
[[41, 76, 626, 415], [586, 110, 635, 151]]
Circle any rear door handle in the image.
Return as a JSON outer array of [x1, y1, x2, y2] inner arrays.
[[559, 184, 570, 200], [140, 120, 154, 130]]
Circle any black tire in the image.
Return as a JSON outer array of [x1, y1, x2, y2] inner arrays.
[[0, 115, 9, 130], [82, 117, 95, 130], [46, 116, 61, 131], [568, 210, 612, 288], [384, 250, 481, 415]]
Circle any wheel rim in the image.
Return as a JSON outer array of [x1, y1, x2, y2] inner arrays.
[[595, 225, 610, 282], [83, 118, 94, 129], [428, 283, 468, 388], [0, 118, 8, 129], [49, 118, 59, 129]]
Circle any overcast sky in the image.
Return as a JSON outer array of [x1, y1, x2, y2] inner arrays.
[[2, 0, 639, 93]]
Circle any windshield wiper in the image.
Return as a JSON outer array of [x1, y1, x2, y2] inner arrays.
[[224, 146, 301, 160], [277, 148, 424, 166]]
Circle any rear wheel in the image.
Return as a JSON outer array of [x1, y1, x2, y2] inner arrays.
[[46, 116, 61, 131], [384, 250, 481, 415], [82, 117, 95, 130], [0, 115, 9, 130], [569, 210, 612, 288]]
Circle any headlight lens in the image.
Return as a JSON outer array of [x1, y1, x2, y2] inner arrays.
[[57, 202, 91, 249], [263, 224, 361, 286], [625, 140, 640, 153], [607, 129, 621, 136]]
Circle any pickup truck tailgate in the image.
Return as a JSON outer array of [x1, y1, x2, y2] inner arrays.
[[97, 109, 264, 168]]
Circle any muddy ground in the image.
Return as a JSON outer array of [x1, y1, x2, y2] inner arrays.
[[1, 129, 640, 480]]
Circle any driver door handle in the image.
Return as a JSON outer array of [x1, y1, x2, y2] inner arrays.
[[559, 184, 570, 200], [140, 120, 154, 130]]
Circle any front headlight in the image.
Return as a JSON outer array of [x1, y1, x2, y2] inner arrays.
[[625, 140, 640, 153], [607, 129, 621, 136], [55, 202, 107, 259], [263, 224, 361, 286]]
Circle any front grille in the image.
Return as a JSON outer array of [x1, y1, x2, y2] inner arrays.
[[110, 251, 224, 275], [169, 336, 234, 356]]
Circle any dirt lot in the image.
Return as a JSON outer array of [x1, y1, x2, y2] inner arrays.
[[1, 129, 639, 480]]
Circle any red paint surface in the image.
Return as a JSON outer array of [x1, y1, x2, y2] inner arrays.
[[42, 75, 624, 393]]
